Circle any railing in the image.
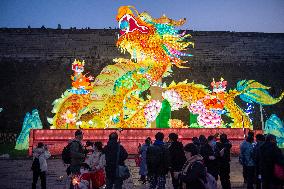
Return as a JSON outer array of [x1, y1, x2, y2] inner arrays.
[[29, 128, 263, 156]]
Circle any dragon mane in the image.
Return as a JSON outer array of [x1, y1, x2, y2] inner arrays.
[[116, 6, 194, 68]]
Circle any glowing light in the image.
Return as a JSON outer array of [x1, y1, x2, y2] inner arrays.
[[265, 114, 284, 148], [61, 110, 76, 124], [144, 100, 162, 122], [48, 6, 283, 130], [162, 90, 184, 110], [169, 119, 188, 128], [15, 109, 43, 150]]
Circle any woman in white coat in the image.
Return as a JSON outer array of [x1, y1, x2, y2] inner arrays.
[[32, 142, 51, 189]]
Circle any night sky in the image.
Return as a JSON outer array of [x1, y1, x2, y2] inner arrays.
[[0, 0, 284, 32]]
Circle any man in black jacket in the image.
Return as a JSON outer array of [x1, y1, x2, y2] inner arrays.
[[147, 132, 170, 189], [253, 134, 265, 189], [217, 133, 232, 189], [67, 130, 86, 189], [168, 133, 186, 189], [200, 135, 220, 180], [104, 132, 128, 189], [69, 130, 85, 175]]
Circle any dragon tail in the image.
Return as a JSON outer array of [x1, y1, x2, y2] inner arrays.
[[236, 80, 284, 105]]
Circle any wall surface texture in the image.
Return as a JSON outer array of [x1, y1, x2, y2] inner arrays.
[[0, 29, 283, 132]]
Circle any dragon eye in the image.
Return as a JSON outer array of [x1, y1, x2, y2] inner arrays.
[[119, 20, 129, 30]]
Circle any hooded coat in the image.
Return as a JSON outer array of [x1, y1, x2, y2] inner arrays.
[[32, 147, 51, 172]]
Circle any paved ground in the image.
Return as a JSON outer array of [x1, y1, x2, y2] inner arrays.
[[0, 157, 246, 189]]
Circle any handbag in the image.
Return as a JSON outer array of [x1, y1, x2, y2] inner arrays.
[[274, 163, 284, 181], [116, 144, 130, 180], [91, 169, 105, 188]]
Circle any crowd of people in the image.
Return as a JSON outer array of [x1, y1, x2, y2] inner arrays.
[[138, 132, 228, 189], [30, 129, 284, 189], [240, 132, 284, 189]]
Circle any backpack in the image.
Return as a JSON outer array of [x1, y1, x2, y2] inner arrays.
[[62, 141, 81, 164], [31, 157, 41, 172]]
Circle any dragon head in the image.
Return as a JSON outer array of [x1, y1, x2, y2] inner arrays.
[[116, 6, 194, 68]]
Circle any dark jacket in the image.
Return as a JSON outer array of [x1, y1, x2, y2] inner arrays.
[[253, 141, 265, 174], [69, 139, 85, 166], [104, 140, 128, 179], [146, 140, 170, 176], [200, 143, 219, 178], [216, 140, 232, 163], [168, 141, 186, 172], [259, 141, 284, 184], [180, 155, 206, 189], [240, 140, 255, 167]]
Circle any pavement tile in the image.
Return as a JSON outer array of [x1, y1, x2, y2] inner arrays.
[[0, 157, 246, 189]]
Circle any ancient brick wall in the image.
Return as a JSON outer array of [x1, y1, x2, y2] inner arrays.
[[0, 29, 283, 132]]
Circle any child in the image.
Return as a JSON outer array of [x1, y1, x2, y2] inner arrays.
[[72, 163, 91, 189], [32, 142, 51, 189], [85, 141, 105, 171], [85, 141, 106, 189]]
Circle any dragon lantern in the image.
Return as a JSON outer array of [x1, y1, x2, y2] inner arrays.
[[48, 6, 284, 129]]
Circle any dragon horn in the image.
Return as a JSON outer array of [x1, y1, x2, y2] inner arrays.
[[127, 6, 139, 16]]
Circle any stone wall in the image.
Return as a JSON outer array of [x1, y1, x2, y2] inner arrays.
[[0, 28, 283, 132], [0, 132, 17, 144]]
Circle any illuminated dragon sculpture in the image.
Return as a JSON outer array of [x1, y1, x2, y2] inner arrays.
[[48, 6, 284, 129]]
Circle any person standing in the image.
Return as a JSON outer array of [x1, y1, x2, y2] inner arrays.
[[217, 133, 232, 189], [67, 130, 86, 189], [200, 135, 220, 181], [85, 141, 105, 172], [259, 134, 284, 189], [85, 141, 106, 189], [168, 133, 186, 189], [68, 130, 86, 176], [146, 132, 170, 189], [138, 137, 151, 184], [199, 135, 207, 148], [192, 137, 201, 150], [253, 134, 265, 189], [239, 131, 254, 185], [180, 143, 207, 189], [32, 142, 51, 189], [240, 133, 255, 189], [104, 132, 128, 189]]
